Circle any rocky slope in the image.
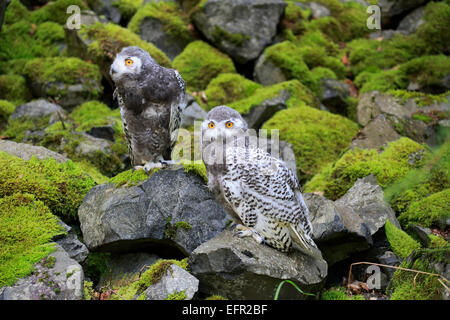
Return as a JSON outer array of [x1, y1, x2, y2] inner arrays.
[[0, 0, 449, 300]]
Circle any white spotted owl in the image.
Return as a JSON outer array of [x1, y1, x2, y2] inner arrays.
[[201, 106, 320, 255], [110, 46, 186, 172]]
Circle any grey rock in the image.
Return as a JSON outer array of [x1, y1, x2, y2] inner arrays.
[[253, 52, 287, 86], [76, 132, 112, 156], [411, 225, 433, 247], [369, 29, 406, 40], [350, 114, 401, 150], [377, 0, 429, 27], [97, 252, 160, 289], [397, 6, 425, 35], [28, 80, 102, 111], [305, 175, 401, 265], [192, 0, 286, 64], [138, 16, 190, 60], [377, 251, 400, 279], [0, 139, 68, 163], [242, 90, 288, 129], [307, 2, 331, 19], [356, 91, 450, 145], [11, 99, 66, 121], [78, 168, 231, 255], [180, 94, 207, 128], [88, 0, 121, 24], [189, 229, 327, 300], [144, 264, 199, 300], [0, 244, 84, 300], [87, 125, 116, 142], [54, 220, 89, 264], [319, 79, 350, 114]]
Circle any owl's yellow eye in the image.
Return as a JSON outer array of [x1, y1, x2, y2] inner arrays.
[[225, 121, 234, 128], [208, 122, 215, 129], [125, 59, 133, 66]]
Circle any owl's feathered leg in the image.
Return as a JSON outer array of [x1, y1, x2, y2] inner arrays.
[[234, 224, 265, 244]]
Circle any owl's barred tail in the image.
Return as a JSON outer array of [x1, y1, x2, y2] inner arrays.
[[288, 224, 322, 259]]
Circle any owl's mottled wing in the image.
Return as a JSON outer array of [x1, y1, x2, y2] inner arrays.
[[169, 70, 187, 148], [223, 146, 313, 236], [114, 89, 134, 165]]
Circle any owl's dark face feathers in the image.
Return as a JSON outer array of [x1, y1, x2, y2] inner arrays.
[[110, 46, 156, 84]]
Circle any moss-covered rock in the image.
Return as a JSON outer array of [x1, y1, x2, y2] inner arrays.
[[29, 0, 87, 25], [0, 152, 96, 222], [22, 57, 103, 109], [0, 74, 31, 106], [385, 220, 422, 259], [388, 247, 449, 300], [230, 79, 319, 115], [399, 189, 450, 230], [172, 40, 236, 92], [0, 100, 15, 130], [112, 0, 144, 22], [254, 41, 315, 92], [3, 0, 29, 25], [128, 1, 193, 59], [108, 168, 152, 188], [359, 55, 450, 94], [384, 139, 450, 219], [0, 193, 65, 287], [262, 105, 359, 181], [67, 22, 170, 80], [304, 138, 427, 200], [204, 73, 261, 110]]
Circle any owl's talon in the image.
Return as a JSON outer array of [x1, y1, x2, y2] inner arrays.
[[133, 166, 145, 172], [143, 162, 163, 174]]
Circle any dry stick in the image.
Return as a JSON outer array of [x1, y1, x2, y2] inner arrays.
[[347, 261, 450, 292]]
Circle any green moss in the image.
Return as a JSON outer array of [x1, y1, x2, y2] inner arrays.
[[387, 90, 449, 107], [399, 189, 450, 229], [0, 193, 65, 287], [416, 1, 450, 55], [0, 152, 96, 222], [263, 41, 316, 93], [0, 100, 16, 126], [83, 281, 95, 300], [211, 26, 249, 46], [166, 290, 187, 300], [230, 79, 319, 115], [385, 139, 450, 218], [1, 115, 50, 142], [80, 22, 171, 69], [204, 73, 261, 110], [182, 161, 207, 182], [310, 67, 337, 82], [34, 22, 65, 45], [360, 55, 450, 94], [70, 101, 121, 134], [23, 57, 102, 87], [280, 1, 307, 36], [29, 0, 87, 25], [4, 0, 29, 25], [165, 216, 192, 239], [108, 169, 152, 187], [305, 138, 427, 200], [321, 287, 365, 300], [75, 160, 109, 185], [129, 1, 193, 44], [428, 235, 448, 249], [205, 295, 228, 300], [262, 105, 359, 181], [172, 41, 236, 92], [297, 29, 340, 57], [0, 74, 31, 105], [389, 248, 448, 300], [385, 220, 421, 259]]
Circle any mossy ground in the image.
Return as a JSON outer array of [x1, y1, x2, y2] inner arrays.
[[172, 41, 236, 92], [0, 193, 65, 287], [320, 287, 365, 300], [385, 220, 421, 259]]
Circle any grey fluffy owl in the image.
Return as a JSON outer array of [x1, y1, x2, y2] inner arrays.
[[201, 106, 319, 255], [110, 46, 186, 171]]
